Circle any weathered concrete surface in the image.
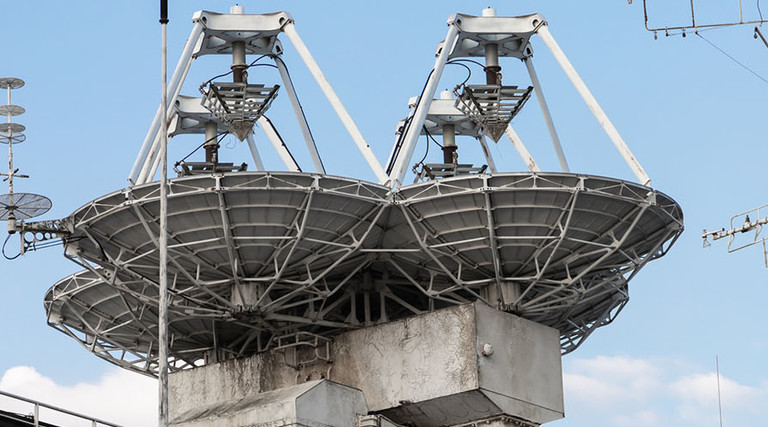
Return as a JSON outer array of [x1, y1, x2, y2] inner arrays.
[[170, 380, 368, 427], [331, 303, 479, 412], [169, 302, 564, 426], [474, 303, 563, 423]]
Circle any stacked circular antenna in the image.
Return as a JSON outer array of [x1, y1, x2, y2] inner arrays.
[[0, 77, 51, 233]]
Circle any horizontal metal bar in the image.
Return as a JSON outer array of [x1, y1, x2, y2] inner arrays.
[[0, 389, 122, 427]]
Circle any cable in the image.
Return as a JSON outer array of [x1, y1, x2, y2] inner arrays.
[[389, 60, 480, 174], [271, 55, 325, 172], [424, 126, 443, 149], [258, 116, 303, 172], [248, 55, 269, 67], [199, 56, 276, 92], [417, 129, 431, 165], [175, 132, 228, 167], [2, 233, 20, 260], [760, 0, 764, 23], [697, 33, 768, 85], [447, 58, 486, 68], [416, 126, 445, 166], [200, 71, 233, 91], [386, 68, 436, 174], [446, 61, 472, 88]]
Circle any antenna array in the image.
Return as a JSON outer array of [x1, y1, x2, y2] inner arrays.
[[703, 203, 768, 266], [0, 77, 51, 233], [638, 0, 768, 38]]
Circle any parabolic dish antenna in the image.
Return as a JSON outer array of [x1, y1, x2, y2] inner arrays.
[[45, 171, 683, 375], [0, 123, 25, 134], [0, 77, 24, 90], [0, 193, 52, 220], [0, 105, 25, 116], [37, 7, 683, 383], [0, 132, 25, 144]]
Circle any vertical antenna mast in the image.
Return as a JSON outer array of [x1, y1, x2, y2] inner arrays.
[[0, 78, 51, 234], [158, 0, 170, 426], [716, 355, 724, 427]]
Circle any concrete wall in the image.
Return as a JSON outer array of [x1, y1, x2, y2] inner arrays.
[[171, 380, 368, 427], [169, 302, 564, 426]]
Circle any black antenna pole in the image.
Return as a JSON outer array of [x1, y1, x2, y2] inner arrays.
[[160, 0, 168, 24]]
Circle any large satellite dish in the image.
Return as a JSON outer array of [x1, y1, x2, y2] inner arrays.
[[36, 8, 683, 381], [45, 171, 682, 375]]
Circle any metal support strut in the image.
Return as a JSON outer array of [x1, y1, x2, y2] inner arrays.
[[389, 23, 460, 187], [281, 21, 387, 183], [131, 21, 204, 185], [536, 24, 651, 186]]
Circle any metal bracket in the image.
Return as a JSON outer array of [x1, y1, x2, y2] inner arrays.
[[274, 331, 333, 370], [168, 95, 229, 137], [192, 10, 292, 57], [446, 13, 542, 59], [18, 218, 73, 255]]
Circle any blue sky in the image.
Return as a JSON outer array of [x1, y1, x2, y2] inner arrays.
[[1, 1, 767, 425]]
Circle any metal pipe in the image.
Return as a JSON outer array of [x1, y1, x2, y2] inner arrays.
[[477, 134, 498, 173], [389, 23, 460, 186], [524, 56, 568, 172], [716, 355, 724, 427], [231, 6, 247, 83], [141, 43, 200, 183], [690, 0, 697, 28], [485, 43, 499, 68], [739, 0, 743, 23], [504, 125, 541, 172], [483, 8, 501, 85], [256, 115, 301, 171], [204, 121, 218, 163], [442, 124, 457, 163], [142, 132, 164, 184], [158, 0, 170, 425], [281, 22, 387, 183], [537, 25, 651, 186], [130, 21, 203, 184], [232, 41, 247, 83], [0, 390, 121, 427], [137, 25, 203, 184], [245, 132, 265, 171], [385, 97, 417, 174], [6, 85, 12, 201], [274, 57, 325, 173], [484, 43, 501, 85], [755, 27, 768, 49]]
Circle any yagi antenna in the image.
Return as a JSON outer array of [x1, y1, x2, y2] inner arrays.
[[0, 77, 51, 234], [636, 0, 768, 38], [702, 203, 768, 266]]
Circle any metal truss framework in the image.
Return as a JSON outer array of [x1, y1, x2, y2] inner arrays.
[[386, 12, 652, 187], [127, 8, 655, 193], [45, 171, 682, 376], [129, 8, 388, 187]]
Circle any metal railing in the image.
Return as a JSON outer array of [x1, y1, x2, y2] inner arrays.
[[0, 389, 121, 427]]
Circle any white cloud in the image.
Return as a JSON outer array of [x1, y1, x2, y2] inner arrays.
[[3, 357, 766, 427], [0, 366, 156, 427], [558, 355, 768, 426]]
